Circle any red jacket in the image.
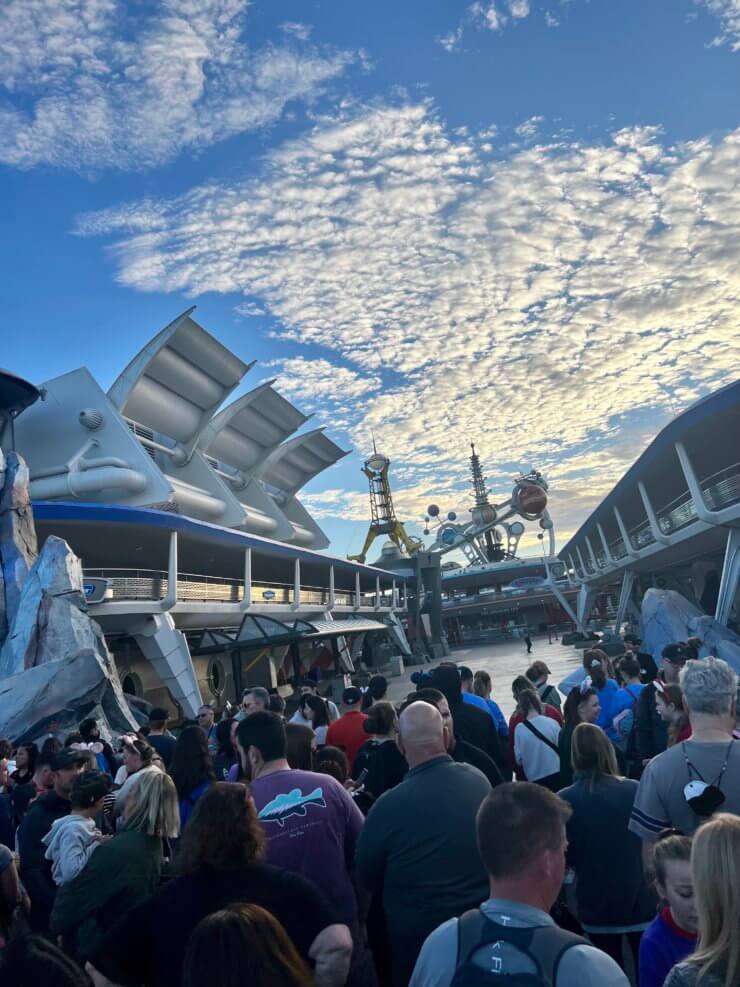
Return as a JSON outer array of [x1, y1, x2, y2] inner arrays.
[[325, 711, 368, 770]]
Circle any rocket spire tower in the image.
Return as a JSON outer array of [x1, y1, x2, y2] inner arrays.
[[348, 449, 422, 564]]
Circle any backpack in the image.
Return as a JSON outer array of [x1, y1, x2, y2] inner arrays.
[[612, 685, 641, 750], [450, 908, 588, 987]]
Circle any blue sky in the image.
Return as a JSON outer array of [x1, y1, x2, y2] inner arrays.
[[2, 0, 740, 559]]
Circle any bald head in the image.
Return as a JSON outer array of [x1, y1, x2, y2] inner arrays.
[[399, 701, 447, 768]]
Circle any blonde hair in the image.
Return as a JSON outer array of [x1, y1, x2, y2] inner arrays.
[[688, 813, 740, 987], [571, 722, 619, 780], [123, 769, 180, 839], [473, 670, 491, 699]]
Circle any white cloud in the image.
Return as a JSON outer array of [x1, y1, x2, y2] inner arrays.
[[0, 0, 352, 170], [508, 0, 531, 18], [280, 22, 313, 42], [437, 27, 464, 52], [514, 114, 544, 138], [76, 101, 740, 542], [696, 0, 740, 49], [470, 2, 507, 33], [545, 11, 560, 28]]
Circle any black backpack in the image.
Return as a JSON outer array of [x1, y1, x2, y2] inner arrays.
[[450, 908, 588, 987]]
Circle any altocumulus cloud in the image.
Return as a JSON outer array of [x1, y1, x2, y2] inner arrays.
[[0, 0, 352, 170], [75, 101, 740, 538]]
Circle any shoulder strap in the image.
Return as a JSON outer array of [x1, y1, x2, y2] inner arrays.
[[530, 924, 590, 985], [521, 719, 560, 755]]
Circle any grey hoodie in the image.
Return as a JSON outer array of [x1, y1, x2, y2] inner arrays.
[[42, 813, 101, 885]]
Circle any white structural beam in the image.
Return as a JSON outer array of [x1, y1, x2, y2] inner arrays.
[[638, 481, 671, 545], [675, 441, 740, 526], [613, 569, 636, 636], [614, 506, 639, 559]]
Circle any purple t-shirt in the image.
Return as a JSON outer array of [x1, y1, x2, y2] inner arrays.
[[250, 768, 364, 926]]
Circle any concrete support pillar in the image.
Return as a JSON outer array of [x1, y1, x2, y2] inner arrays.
[[597, 523, 614, 563], [577, 584, 595, 629], [585, 535, 600, 570], [355, 573, 361, 611], [241, 547, 252, 610], [293, 559, 301, 610], [715, 528, 740, 627], [638, 481, 670, 545], [614, 506, 639, 559], [575, 545, 589, 575], [328, 565, 335, 609], [131, 612, 202, 718], [613, 569, 636, 636]]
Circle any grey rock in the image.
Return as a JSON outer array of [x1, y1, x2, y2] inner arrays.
[[640, 588, 740, 674], [0, 450, 38, 645], [640, 588, 703, 663], [0, 649, 137, 744]]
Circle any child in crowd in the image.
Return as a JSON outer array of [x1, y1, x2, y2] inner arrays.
[[639, 830, 697, 987], [43, 771, 110, 885]]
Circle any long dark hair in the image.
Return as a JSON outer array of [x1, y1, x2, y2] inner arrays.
[[563, 685, 598, 727], [178, 783, 264, 875], [14, 742, 38, 775], [215, 718, 236, 757], [170, 725, 216, 799], [300, 694, 329, 728], [183, 903, 313, 987]]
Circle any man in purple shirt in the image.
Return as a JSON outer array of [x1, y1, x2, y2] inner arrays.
[[236, 711, 364, 933]]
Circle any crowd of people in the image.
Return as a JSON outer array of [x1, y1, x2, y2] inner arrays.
[[1, 641, 740, 987]]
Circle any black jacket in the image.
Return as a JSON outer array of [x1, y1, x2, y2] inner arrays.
[[431, 665, 507, 776], [18, 789, 70, 930], [635, 682, 668, 762], [452, 738, 503, 788]]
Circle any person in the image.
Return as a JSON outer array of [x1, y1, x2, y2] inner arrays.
[[355, 702, 491, 986], [241, 687, 270, 718], [238, 712, 365, 947], [524, 630, 533, 654], [266, 692, 285, 717], [405, 689, 503, 788], [170, 724, 216, 828], [664, 813, 740, 987], [301, 693, 331, 745], [112, 734, 160, 819], [361, 674, 389, 711], [558, 724, 655, 972], [51, 770, 180, 963], [291, 679, 340, 725], [0, 934, 94, 987], [325, 687, 368, 770], [17, 748, 87, 931], [430, 664, 506, 776], [630, 658, 740, 848], [409, 782, 628, 987], [639, 831, 697, 987], [513, 689, 561, 789], [559, 683, 601, 787], [42, 771, 111, 885], [9, 742, 37, 787], [635, 643, 692, 765], [89, 783, 352, 987], [655, 681, 692, 746], [509, 674, 563, 780], [145, 707, 177, 769], [285, 722, 316, 771], [352, 701, 407, 799], [197, 703, 219, 754], [583, 649, 621, 742], [78, 718, 117, 775], [526, 660, 562, 712], [0, 841, 28, 939], [611, 652, 645, 750], [10, 750, 55, 825], [314, 745, 351, 785], [213, 716, 238, 779], [472, 670, 509, 738], [459, 666, 502, 729], [183, 903, 314, 987]]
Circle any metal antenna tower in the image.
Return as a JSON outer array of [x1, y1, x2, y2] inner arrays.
[[348, 449, 422, 563]]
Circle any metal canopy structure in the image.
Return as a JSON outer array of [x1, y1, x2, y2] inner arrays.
[[191, 613, 389, 656]]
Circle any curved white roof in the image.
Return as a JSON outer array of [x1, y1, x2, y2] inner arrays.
[[260, 428, 349, 496]]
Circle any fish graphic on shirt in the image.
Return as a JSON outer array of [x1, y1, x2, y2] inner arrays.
[[258, 787, 327, 826]]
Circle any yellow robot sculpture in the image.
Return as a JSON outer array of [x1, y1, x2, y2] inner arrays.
[[348, 448, 422, 563]]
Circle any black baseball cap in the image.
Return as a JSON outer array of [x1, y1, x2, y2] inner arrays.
[[148, 707, 169, 722], [70, 771, 112, 808], [662, 642, 694, 664], [343, 687, 363, 707], [52, 750, 89, 771]]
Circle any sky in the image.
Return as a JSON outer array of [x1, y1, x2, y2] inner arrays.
[[2, 0, 740, 562]]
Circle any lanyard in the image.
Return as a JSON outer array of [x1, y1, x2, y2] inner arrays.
[[682, 740, 735, 789]]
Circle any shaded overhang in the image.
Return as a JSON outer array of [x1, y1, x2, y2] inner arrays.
[[190, 614, 389, 655]]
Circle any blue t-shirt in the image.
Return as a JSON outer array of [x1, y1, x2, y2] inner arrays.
[[639, 908, 696, 987], [179, 780, 211, 829], [595, 679, 621, 741], [462, 693, 509, 736]]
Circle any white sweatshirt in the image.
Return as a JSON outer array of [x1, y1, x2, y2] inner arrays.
[[43, 814, 101, 885]]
